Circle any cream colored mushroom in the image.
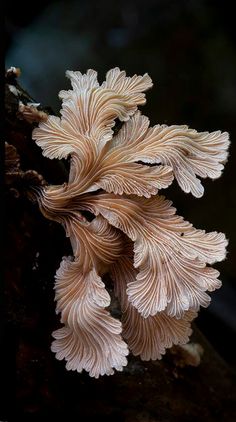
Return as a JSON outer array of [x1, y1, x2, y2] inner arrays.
[[32, 68, 229, 377]]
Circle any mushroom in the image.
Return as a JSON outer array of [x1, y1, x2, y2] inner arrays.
[[32, 68, 229, 378]]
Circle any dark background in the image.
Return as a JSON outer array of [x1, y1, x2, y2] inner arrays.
[[5, 0, 236, 411]]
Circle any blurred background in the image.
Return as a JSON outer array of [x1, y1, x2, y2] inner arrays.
[[5, 0, 236, 370]]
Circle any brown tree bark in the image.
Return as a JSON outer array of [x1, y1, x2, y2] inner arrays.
[[3, 69, 236, 422]]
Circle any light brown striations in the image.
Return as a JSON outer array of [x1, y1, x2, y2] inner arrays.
[[32, 68, 229, 378]]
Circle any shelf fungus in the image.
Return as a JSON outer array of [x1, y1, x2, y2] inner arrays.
[[32, 68, 229, 378]]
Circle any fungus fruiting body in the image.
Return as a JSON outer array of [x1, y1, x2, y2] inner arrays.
[[32, 68, 229, 378]]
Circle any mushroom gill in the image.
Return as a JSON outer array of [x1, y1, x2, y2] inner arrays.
[[32, 68, 229, 377]]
